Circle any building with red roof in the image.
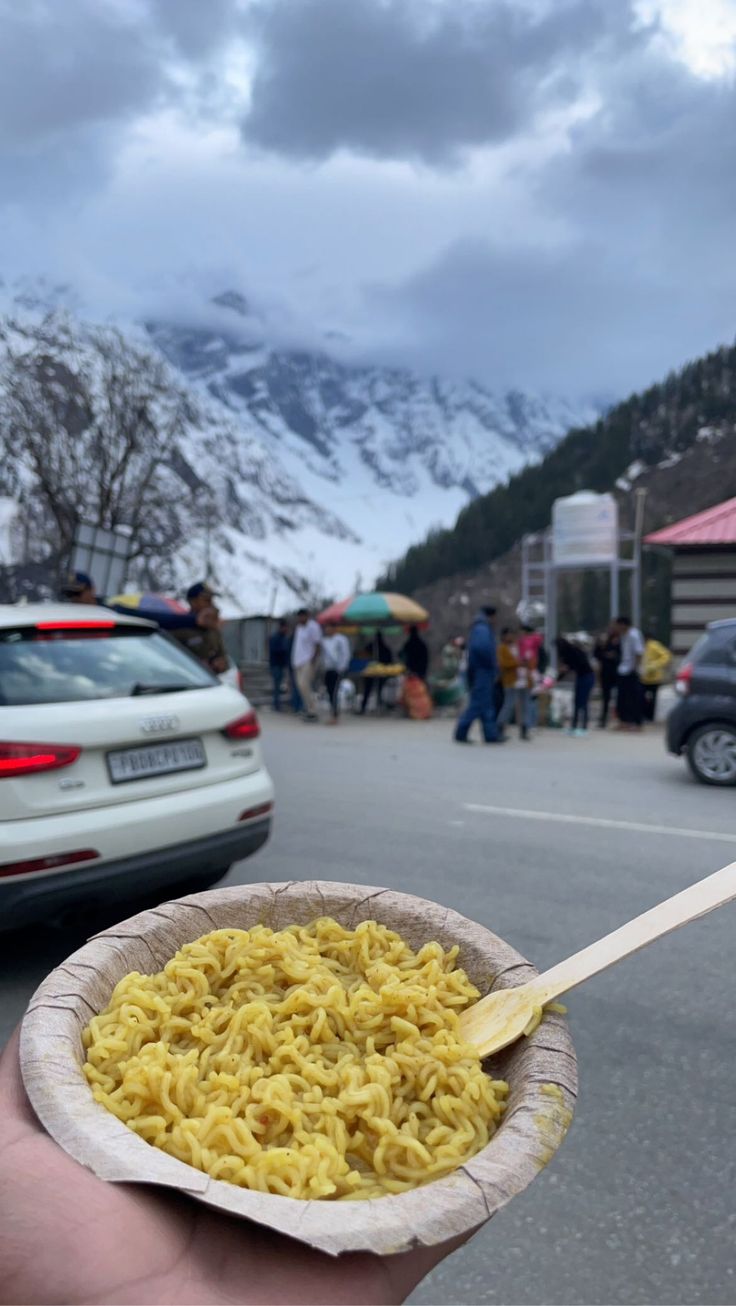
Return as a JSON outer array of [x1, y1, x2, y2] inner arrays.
[[645, 497, 736, 654]]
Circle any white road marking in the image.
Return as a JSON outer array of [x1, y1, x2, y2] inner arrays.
[[463, 803, 736, 845]]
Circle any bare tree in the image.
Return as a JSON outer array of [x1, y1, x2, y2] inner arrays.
[[0, 313, 192, 583]]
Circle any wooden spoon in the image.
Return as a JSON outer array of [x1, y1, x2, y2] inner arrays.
[[458, 860, 736, 1058]]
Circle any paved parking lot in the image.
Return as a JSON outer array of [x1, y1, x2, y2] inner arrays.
[[2, 716, 735, 1304]]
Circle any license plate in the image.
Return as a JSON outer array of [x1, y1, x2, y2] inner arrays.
[[107, 738, 206, 784]]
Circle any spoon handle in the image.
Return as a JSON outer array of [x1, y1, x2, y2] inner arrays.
[[530, 860, 736, 1005]]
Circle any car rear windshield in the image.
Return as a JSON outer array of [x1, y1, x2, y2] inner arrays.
[[0, 625, 217, 705], [689, 625, 736, 667]]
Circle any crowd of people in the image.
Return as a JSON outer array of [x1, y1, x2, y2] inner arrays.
[[454, 606, 672, 744], [60, 573, 672, 738], [268, 610, 432, 723], [264, 602, 674, 738], [59, 579, 436, 723]]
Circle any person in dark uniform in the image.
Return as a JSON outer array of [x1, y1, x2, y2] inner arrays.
[[60, 571, 217, 637], [172, 581, 229, 669]]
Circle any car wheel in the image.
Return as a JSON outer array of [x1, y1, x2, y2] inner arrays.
[[686, 723, 736, 786]]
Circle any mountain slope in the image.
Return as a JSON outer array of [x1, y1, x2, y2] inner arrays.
[[408, 427, 736, 655], [146, 293, 597, 589], [0, 309, 364, 610], [381, 341, 736, 595], [0, 283, 596, 610]]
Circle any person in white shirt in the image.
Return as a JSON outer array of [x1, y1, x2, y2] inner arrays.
[[291, 608, 322, 720], [321, 623, 351, 723], [615, 615, 645, 729]]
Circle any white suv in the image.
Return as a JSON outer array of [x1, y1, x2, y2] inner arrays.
[[0, 604, 274, 930]]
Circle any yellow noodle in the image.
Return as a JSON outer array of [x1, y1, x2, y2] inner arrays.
[[82, 918, 508, 1200]]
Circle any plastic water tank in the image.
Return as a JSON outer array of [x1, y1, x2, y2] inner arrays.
[[552, 491, 618, 564]]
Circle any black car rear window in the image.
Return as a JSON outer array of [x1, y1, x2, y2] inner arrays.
[[0, 625, 216, 705], [691, 626, 736, 668]]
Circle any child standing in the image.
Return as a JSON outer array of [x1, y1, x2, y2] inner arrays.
[[497, 628, 533, 740]]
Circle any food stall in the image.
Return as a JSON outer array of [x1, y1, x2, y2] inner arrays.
[[318, 592, 430, 716]]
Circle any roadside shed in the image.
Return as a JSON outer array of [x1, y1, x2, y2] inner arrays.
[[646, 497, 736, 655], [220, 614, 277, 706]]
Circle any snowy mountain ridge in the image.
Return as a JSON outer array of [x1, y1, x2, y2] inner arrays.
[[0, 281, 598, 611], [147, 292, 599, 597], [0, 305, 361, 612]]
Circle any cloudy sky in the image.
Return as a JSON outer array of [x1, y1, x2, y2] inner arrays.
[[1, 0, 735, 397]]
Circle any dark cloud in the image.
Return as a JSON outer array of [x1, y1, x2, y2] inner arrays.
[[149, 0, 240, 59], [0, 0, 734, 403], [371, 45, 736, 393], [0, 0, 245, 205], [370, 237, 712, 393], [0, 1, 162, 149], [243, 0, 640, 165], [552, 55, 736, 240]]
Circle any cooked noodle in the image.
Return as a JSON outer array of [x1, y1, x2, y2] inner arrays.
[[82, 918, 508, 1200]]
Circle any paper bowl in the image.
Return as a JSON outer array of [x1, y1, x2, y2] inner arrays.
[[20, 880, 577, 1257]]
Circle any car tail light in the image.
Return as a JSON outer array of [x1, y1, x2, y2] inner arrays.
[[33, 621, 117, 642], [238, 802, 273, 822], [0, 849, 99, 879], [223, 711, 260, 740], [35, 620, 116, 631], [675, 662, 693, 696], [0, 741, 82, 778]]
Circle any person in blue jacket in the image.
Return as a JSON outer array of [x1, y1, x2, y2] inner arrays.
[[454, 606, 503, 744]]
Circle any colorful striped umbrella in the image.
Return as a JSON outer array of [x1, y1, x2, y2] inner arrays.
[[107, 592, 189, 617], [318, 592, 429, 629]]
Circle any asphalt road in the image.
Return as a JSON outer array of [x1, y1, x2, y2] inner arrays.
[[2, 715, 735, 1305]]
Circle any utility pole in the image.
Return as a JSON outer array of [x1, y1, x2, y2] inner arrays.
[[632, 487, 648, 629]]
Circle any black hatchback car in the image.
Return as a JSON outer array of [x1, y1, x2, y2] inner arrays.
[[667, 619, 736, 785]]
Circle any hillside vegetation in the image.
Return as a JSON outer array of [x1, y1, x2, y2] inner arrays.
[[380, 342, 736, 594]]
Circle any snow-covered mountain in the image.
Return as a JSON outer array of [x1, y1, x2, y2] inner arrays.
[[0, 306, 363, 613], [0, 282, 598, 612], [147, 292, 598, 601]]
